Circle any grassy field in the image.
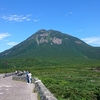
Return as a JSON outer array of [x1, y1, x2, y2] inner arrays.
[[28, 65, 100, 100], [0, 59, 100, 100]]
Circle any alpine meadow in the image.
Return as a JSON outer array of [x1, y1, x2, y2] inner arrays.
[[0, 29, 100, 100]]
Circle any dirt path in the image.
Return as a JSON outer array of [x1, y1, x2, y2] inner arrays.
[[0, 75, 38, 100]]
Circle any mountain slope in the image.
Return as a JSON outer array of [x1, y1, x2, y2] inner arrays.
[[0, 29, 100, 60]]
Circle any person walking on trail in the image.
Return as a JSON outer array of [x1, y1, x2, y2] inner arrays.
[[26, 70, 29, 83], [28, 71, 32, 83]]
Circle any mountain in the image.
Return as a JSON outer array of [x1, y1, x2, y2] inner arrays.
[[0, 29, 100, 61]]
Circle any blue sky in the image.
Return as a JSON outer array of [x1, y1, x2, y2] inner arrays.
[[0, 0, 100, 52]]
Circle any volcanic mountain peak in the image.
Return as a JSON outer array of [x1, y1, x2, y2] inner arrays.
[[27, 29, 63, 45], [0, 29, 100, 60]]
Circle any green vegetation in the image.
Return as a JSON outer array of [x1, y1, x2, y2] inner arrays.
[[0, 58, 100, 100], [0, 29, 100, 99], [39, 67, 100, 100]]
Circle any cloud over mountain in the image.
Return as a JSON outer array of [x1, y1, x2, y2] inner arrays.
[[82, 37, 100, 46]]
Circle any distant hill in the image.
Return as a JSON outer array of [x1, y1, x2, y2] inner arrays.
[[0, 29, 100, 61]]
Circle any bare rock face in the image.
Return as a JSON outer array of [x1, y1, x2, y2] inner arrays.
[[52, 37, 62, 45], [34, 29, 63, 45]]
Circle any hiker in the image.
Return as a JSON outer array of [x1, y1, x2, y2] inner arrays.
[[28, 71, 32, 83], [26, 70, 29, 83], [15, 71, 18, 74]]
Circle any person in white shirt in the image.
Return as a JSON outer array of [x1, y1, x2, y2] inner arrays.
[[28, 71, 32, 83]]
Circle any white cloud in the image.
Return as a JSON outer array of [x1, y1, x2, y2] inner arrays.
[[1, 14, 32, 22], [68, 12, 73, 14], [6, 42, 18, 46], [66, 12, 73, 16], [0, 33, 10, 40], [82, 37, 100, 46], [33, 19, 40, 22]]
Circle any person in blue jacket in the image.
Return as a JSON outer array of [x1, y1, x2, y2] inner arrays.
[[26, 70, 29, 83]]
